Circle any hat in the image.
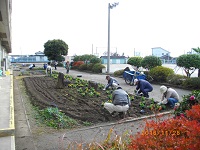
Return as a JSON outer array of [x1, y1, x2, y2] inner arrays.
[[160, 85, 167, 94], [117, 86, 122, 89], [134, 79, 138, 85]]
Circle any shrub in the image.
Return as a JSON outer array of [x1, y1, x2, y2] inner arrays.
[[114, 69, 124, 77], [127, 57, 143, 69], [90, 57, 101, 64], [87, 63, 94, 71], [174, 90, 200, 117], [167, 74, 187, 86], [182, 77, 200, 89], [92, 63, 105, 73], [72, 61, 84, 69], [57, 62, 63, 67], [149, 66, 174, 82], [128, 112, 200, 150], [141, 56, 162, 70], [78, 63, 88, 71]]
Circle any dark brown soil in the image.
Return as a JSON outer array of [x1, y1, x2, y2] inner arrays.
[[20, 69, 172, 126]]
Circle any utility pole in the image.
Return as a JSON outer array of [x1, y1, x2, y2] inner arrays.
[[107, 2, 119, 73]]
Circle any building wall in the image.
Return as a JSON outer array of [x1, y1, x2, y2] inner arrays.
[[152, 47, 170, 57], [101, 58, 126, 64]]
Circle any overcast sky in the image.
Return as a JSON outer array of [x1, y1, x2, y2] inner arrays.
[[11, 0, 200, 57]]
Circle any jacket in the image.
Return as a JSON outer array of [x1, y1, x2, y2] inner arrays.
[[105, 77, 119, 89], [112, 89, 131, 106], [136, 79, 153, 93]]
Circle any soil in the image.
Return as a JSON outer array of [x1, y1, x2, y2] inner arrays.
[[19, 69, 172, 126]]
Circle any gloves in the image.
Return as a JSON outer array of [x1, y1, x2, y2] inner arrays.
[[157, 102, 161, 105], [103, 88, 106, 91]]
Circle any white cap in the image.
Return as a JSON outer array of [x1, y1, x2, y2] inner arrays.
[[134, 79, 138, 85], [160, 85, 167, 94]]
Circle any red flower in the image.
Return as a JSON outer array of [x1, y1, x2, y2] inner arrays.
[[190, 95, 195, 101]]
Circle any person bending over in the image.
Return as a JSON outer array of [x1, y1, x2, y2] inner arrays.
[[103, 75, 119, 90], [158, 85, 179, 108], [104, 87, 131, 118], [134, 79, 153, 98]]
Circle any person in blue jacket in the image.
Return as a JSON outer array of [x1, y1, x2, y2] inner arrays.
[[103, 75, 119, 90], [134, 79, 153, 98]]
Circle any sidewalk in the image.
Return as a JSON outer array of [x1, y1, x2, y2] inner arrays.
[[0, 70, 15, 150]]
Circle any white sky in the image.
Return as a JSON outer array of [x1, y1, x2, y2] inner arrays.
[[11, 0, 200, 57]]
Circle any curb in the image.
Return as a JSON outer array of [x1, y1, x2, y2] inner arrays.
[[64, 110, 173, 133]]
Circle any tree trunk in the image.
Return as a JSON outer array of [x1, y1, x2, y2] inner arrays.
[[56, 72, 65, 89]]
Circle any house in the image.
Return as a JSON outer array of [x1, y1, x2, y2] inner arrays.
[[100, 56, 127, 64], [152, 47, 170, 57], [0, 0, 12, 75], [152, 47, 175, 64]]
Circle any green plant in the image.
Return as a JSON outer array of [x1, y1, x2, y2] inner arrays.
[[176, 54, 200, 77], [78, 63, 88, 70], [114, 69, 124, 77], [87, 63, 94, 71], [182, 77, 200, 89], [141, 55, 162, 70], [167, 74, 187, 85], [174, 90, 200, 117], [39, 107, 78, 129], [149, 66, 174, 82], [127, 56, 143, 69], [92, 63, 105, 73]]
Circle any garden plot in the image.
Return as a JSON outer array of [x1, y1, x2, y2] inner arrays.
[[21, 70, 173, 127]]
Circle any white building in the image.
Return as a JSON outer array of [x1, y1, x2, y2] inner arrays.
[[0, 0, 12, 75], [152, 47, 170, 57]]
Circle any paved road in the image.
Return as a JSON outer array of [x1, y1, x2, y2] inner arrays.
[[56, 67, 191, 103]]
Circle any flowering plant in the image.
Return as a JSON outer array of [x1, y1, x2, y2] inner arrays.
[[174, 90, 200, 117]]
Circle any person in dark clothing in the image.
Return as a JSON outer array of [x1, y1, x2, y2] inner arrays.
[[65, 61, 70, 74], [54, 61, 58, 70], [103, 75, 119, 90], [103, 87, 131, 117], [134, 79, 153, 98]]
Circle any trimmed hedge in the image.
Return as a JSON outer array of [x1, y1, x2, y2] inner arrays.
[[149, 66, 174, 82]]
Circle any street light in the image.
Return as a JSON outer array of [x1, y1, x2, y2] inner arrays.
[[107, 2, 119, 73]]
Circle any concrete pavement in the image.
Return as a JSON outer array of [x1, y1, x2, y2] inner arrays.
[[0, 70, 15, 150]]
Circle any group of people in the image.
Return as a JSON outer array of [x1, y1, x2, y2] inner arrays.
[[43, 61, 71, 76], [103, 75, 180, 118]]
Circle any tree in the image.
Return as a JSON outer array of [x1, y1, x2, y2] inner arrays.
[[192, 47, 200, 77], [127, 57, 143, 70], [73, 54, 99, 63], [141, 56, 162, 70], [44, 39, 68, 61], [176, 54, 200, 77]]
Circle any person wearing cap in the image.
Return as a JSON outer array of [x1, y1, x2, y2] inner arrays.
[[158, 85, 179, 108], [103, 75, 119, 90], [103, 87, 131, 118], [134, 79, 153, 98]]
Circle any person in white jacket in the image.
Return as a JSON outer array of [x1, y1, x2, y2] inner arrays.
[[46, 62, 52, 76], [158, 85, 179, 108]]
